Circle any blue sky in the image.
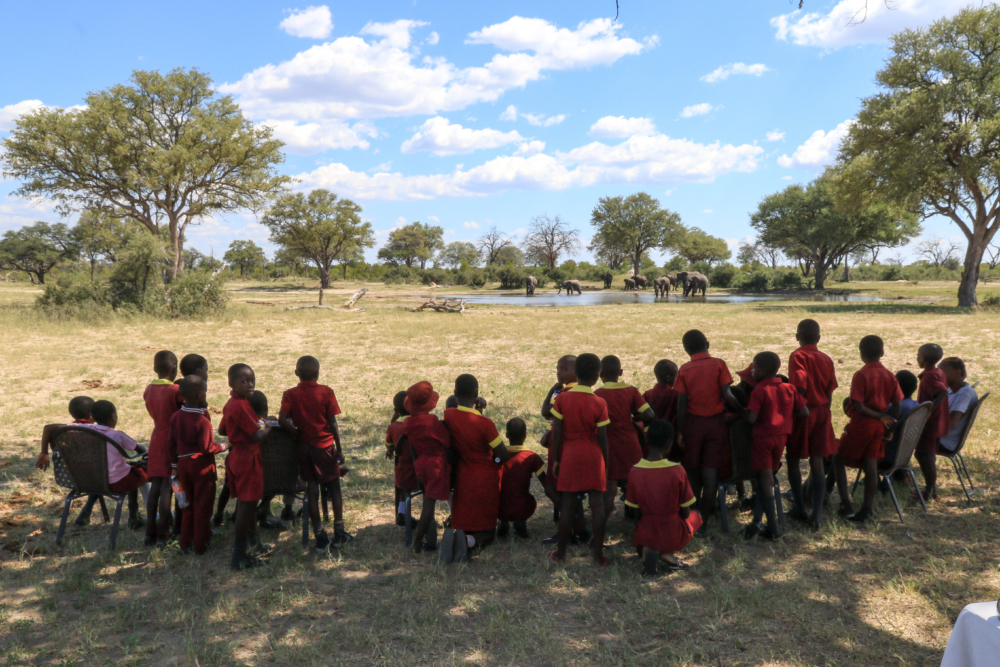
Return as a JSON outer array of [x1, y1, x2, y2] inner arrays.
[[0, 0, 971, 264]]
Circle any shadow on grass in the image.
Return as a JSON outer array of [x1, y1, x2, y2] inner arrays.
[[749, 302, 973, 316]]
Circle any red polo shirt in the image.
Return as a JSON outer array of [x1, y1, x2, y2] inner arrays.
[[595, 383, 649, 479], [168, 407, 225, 465], [847, 362, 904, 419], [222, 391, 261, 450], [444, 406, 504, 533], [788, 345, 838, 407], [643, 383, 679, 422], [674, 353, 734, 416], [747, 377, 806, 437], [402, 413, 451, 459], [918, 367, 951, 439], [280, 381, 341, 449]]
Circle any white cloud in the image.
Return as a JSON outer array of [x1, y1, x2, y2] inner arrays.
[[703, 209, 713, 213], [426, 31, 440, 45], [771, 0, 968, 50], [781, 175, 793, 180], [222, 17, 653, 121], [680, 103, 713, 118], [589, 116, 656, 138], [280, 5, 333, 39], [500, 105, 518, 121], [777, 120, 853, 169], [522, 112, 566, 127], [262, 118, 378, 154], [701, 62, 769, 83], [400, 116, 523, 156], [427, 215, 440, 222], [0, 100, 46, 132], [514, 140, 546, 156], [463, 221, 480, 228], [765, 130, 785, 142]]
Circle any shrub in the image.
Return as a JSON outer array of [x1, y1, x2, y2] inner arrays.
[[166, 271, 229, 317], [36, 274, 114, 320], [710, 264, 736, 288], [496, 265, 525, 289], [774, 270, 803, 290], [732, 271, 770, 292], [420, 268, 451, 286], [643, 269, 661, 285], [881, 265, 904, 281], [980, 293, 1000, 308], [545, 267, 567, 285], [382, 266, 414, 284]]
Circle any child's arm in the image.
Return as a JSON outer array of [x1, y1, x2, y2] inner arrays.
[[36, 423, 61, 470], [721, 385, 743, 414], [678, 505, 690, 520], [550, 420, 564, 476], [330, 416, 343, 459], [855, 400, 895, 428], [930, 389, 948, 411], [251, 423, 272, 443], [675, 394, 687, 448], [635, 405, 655, 424], [492, 441, 511, 464], [541, 384, 562, 420], [746, 410, 759, 425], [278, 411, 298, 437], [597, 425, 609, 472], [795, 405, 810, 419]]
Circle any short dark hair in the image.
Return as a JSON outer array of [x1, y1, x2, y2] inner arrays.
[[682, 329, 709, 354], [180, 354, 207, 377], [859, 335, 884, 358], [895, 370, 918, 397], [179, 375, 205, 402], [454, 374, 478, 400], [730, 385, 749, 408], [574, 353, 601, 384], [505, 417, 527, 444], [797, 319, 820, 344], [68, 396, 94, 420], [600, 355, 622, 377], [228, 363, 253, 383], [90, 400, 116, 425], [939, 357, 967, 379], [296, 355, 320, 379], [445, 395, 459, 409], [249, 390, 268, 418], [753, 351, 781, 377], [653, 359, 678, 384], [153, 350, 177, 375], [393, 390, 409, 416], [918, 343, 944, 365], [646, 419, 675, 451]]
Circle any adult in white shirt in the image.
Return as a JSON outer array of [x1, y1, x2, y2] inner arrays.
[[939, 357, 978, 453]]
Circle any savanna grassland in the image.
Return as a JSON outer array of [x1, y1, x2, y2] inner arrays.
[[1, 279, 999, 667]]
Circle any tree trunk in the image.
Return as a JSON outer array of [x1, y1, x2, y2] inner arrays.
[[35, 271, 44, 284], [342, 262, 348, 280], [843, 256, 850, 283], [90, 259, 96, 283], [958, 238, 987, 307], [167, 222, 183, 283], [320, 268, 331, 289], [814, 262, 826, 290]]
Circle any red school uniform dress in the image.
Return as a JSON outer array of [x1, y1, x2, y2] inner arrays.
[[280, 381, 342, 484], [643, 383, 679, 423], [551, 385, 610, 493], [444, 406, 504, 533], [838, 362, 904, 465], [144, 379, 184, 478], [624, 459, 701, 554], [499, 446, 545, 522], [403, 414, 452, 501], [916, 367, 950, 456], [543, 382, 577, 483], [222, 392, 264, 502], [673, 353, 734, 472], [388, 419, 419, 490], [787, 345, 839, 459], [169, 406, 225, 554], [747, 378, 807, 472], [595, 382, 650, 481]]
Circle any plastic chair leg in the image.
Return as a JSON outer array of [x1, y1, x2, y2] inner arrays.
[[99, 497, 110, 523], [109, 496, 125, 549], [958, 453, 977, 494], [773, 481, 785, 531], [717, 484, 729, 534], [884, 473, 905, 524], [301, 497, 310, 548], [907, 468, 928, 513], [56, 492, 75, 546]]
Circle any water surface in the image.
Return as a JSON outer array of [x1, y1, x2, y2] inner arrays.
[[423, 292, 886, 308]]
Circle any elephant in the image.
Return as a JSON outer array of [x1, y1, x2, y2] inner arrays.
[[558, 279, 582, 295], [634, 275, 648, 290], [525, 275, 538, 295], [623, 277, 636, 291], [602, 272, 613, 289], [683, 271, 709, 297], [675, 271, 690, 290], [653, 276, 671, 297], [665, 273, 677, 291]]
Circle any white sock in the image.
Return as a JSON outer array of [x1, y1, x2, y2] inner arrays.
[[398, 501, 406, 514], [466, 535, 475, 548], [138, 483, 150, 504]]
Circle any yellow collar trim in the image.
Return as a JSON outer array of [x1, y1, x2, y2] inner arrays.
[[568, 385, 595, 394], [506, 445, 528, 453], [563, 382, 578, 389], [150, 379, 173, 385], [456, 405, 482, 415], [634, 458, 679, 469], [600, 381, 631, 389]]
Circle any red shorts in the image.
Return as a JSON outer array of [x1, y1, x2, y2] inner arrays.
[[837, 418, 885, 466], [682, 413, 728, 472], [226, 446, 264, 502], [298, 443, 340, 484], [915, 430, 940, 456], [394, 447, 419, 490], [415, 454, 451, 501], [751, 435, 786, 473], [146, 441, 172, 479], [787, 403, 836, 459], [109, 466, 148, 493]]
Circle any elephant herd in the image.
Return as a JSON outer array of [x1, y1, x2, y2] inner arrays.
[[526, 271, 709, 296]]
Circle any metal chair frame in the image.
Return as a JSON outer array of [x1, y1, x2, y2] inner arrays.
[[403, 436, 424, 547], [259, 429, 310, 548], [716, 417, 784, 534], [938, 392, 989, 502]]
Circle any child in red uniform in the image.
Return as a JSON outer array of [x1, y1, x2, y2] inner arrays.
[[833, 336, 903, 523], [674, 330, 741, 531], [498, 417, 545, 539], [279, 355, 352, 552], [743, 352, 808, 540], [643, 359, 679, 423], [399, 381, 451, 555], [443, 374, 511, 563], [541, 355, 588, 545], [144, 350, 184, 547], [169, 375, 227, 554], [550, 353, 610, 567], [223, 363, 272, 570], [595, 355, 654, 516], [625, 419, 701, 576], [386, 391, 418, 527], [913, 344, 950, 501], [786, 319, 838, 530]]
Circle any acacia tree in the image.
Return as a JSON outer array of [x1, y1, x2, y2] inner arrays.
[[590, 192, 684, 278], [261, 189, 372, 289], [673, 227, 731, 266], [72, 210, 141, 281], [522, 215, 580, 269], [377, 222, 445, 268], [587, 233, 630, 270], [476, 226, 515, 266], [837, 5, 1000, 306], [915, 236, 961, 269], [438, 241, 480, 269], [0, 222, 77, 284], [224, 240, 266, 280], [0, 68, 288, 281]]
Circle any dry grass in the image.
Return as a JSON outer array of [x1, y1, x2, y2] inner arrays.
[[2, 280, 999, 666]]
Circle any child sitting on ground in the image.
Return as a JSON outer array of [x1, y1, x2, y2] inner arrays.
[[625, 419, 701, 576], [144, 350, 184, 547], [913, 344, 950, 501], [399, 381, 451, 555], [938, 357, 978, 454], [498, 417, 545, 540], [36, 396, 106, 527], [880, 370, 919, 468], [643, 359, 679, 424], [89, 400, 150, 526], [386, 391, 418, 527]]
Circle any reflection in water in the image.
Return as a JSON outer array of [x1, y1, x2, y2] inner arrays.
[[424, 292, 887, 308]]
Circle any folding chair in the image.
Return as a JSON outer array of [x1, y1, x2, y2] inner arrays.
[[259, 428, 310, 548], [52, 426, 140, 549], [938, 392, 989, 501], [851, 401, 932, 523], [403, 436, 424, 548], [716, 417, 784, 534]]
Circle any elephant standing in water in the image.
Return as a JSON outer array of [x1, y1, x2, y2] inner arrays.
[[623, 278, 636, 291], [558, 279, 582, 295], [683, 272, 709, 297], [665, 273, 677, 291], [653, 277, 671, 296], [602, 273, 613, 289], [634, 275, 648, 290], [525, 275, 538, 295]]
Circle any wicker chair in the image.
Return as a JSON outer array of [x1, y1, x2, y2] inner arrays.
[[716, 417, 784, 534], [259, 428, 310, 548], [938, 392, 989, 501], [51, 425, 139, 549]]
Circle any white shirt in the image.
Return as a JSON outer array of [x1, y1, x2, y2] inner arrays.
[[939, 384, 977, 452]]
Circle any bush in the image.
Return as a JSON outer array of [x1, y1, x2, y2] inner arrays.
[[774, 270, 803, 290], [643, 269, 661, 285], [420, 268, 451, 286], [710, 264, 736, 288], [732, 271, 770, 292], [545, 267, 567, 285], [36, 274, 114, 320], [981, 293, 1000, 308], [166, 271, 229, 317], [382, 266, 414, 284], [881, 265, 904, 281], [496, 265, 525, 289]]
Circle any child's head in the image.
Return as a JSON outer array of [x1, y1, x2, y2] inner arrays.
[[445, 395, 459, 409], [295, 355, 320, 382], [68, 396, 94, 421], [505, 417, 527, 446], [228, 363, 256, 398], [796, 319, 821, 346], [180, 375, 207, 406], [404, 381, 439, 416], [556, 354, 577, 385], [90, 400, 117, 428], [393, 390, 409, 417], [682, 329, 709, 355], [940, 357, 967, 388], [180, 353, 208, 381], [917, 343, 944, 369], [574, 353, 602, 386], [751, 351, 781, 382], [730, 385, 750, 409], [895, 370, 918, 399], [645, 419, 675, 455], [653, 359, 678, 386], [858, 335, 884, 362], [249, 390, 269, 419], [600, 355, 622, 382], [154, 350, 178, 380], [454, 374, 478, 402]]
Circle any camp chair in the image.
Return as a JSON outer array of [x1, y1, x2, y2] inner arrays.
[[938, 392, 989, 501], [401, 435, 425, 548], [52, 426, 143, 549], [259, 428, 310, 548], [716, 417, 785, 534], [851, 401, 932, 523]]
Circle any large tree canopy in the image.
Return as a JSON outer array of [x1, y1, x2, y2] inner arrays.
[[72, 210, 143, 281], [261, 189, 372, 289], [589, 192, 684, 277], [0, 221, 76, 284], [438, 241, 481, 269], [522, 215, 580, 269], [224, 240, 267, 280], [377, 222, 444, 269], [673, 227, 731, 266], [0, 68, 288, 281]]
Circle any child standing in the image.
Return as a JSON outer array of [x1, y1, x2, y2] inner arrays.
[[743, 352, 808, 540], [832, 336, 903, 523], [386, 391, 418, 527], [144, 350, 184, 547], [498, 417, 545, 539], [550, 353, 610, 567], [643, 359, 679, 423], [913, 344, 950, 501], [540, 355, 588, 545], [400, 381, 451, 556]]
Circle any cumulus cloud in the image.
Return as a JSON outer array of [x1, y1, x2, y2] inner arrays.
[[514, 140, 545, 156], [0, 100, 46, 132], [222, 17, 653, 121], [280, 5, 334, 39], [701, 62, 769, 83], [400, 116, 523, 156], [522, 112, 565, 127], [777, 120, 853, 169], [589, 116, 656, 138], [765, 130, 785, 142], [463, 221, 480, 228], [262, 118, 378, 154], [771, 0, 968, 49], [703, 209, 713, 213], [426, 31, 440, 45], [680, 103, 714, 118], [500, 105, 518, 121]]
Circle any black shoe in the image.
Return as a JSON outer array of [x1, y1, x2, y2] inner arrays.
[[837, 503, 855, 517], [439, 529, 455, 564], [315, 532, 331, 553], [847, 508, 872, 524], [641, 549, 659, 577], [513, 521, 530, 539], [496, 520, 510, 538], [259, 515, 287, 532], [280, 506, 295, 523], [759, 526, 781, 541], [741, 523, 761, 540], [332, 529, 353, 549], [231, 555, 265, 571], [127, 514, 146, 530], [453, 530, 469, 563], [212, 513, 225, 527], [787, 509, 811, 525], [572, 530, 592, 546], [396, 513, 407, 527], [739, 496, 755, 512], [143, 536, 156, 547], [74, 513, 92, 527]]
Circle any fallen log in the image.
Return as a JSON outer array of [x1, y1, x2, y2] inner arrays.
[[408, 297, 466, 314], [343, 287, 368, 309], [283, 305, 340, 311], [245, 301, 275, 306]]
